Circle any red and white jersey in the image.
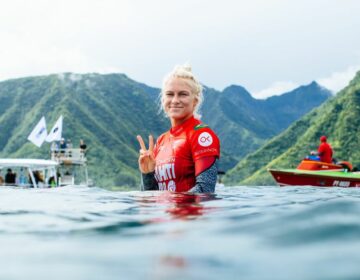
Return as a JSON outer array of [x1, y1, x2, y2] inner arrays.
[[153, 116, 220, 192]]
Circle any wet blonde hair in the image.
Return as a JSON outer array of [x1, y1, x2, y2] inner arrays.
[[159, 64, 203, 119]]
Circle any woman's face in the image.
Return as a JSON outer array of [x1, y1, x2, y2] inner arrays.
[[163, 77, 197, 126]]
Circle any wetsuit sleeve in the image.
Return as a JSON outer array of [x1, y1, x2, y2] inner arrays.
[[141, 172, 159, 191], [189, 159, 218, 193]]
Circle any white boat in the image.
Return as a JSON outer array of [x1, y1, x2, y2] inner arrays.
[[50, 148, 90, 187], [26, 115, 91, 187], [0, 159, 59, 188]]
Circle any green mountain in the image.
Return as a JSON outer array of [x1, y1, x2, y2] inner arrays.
[[201, 82, 331, 170], [0, 72, 331, 188], [0, 73, 168, 187], [224, 72, 360, 186]]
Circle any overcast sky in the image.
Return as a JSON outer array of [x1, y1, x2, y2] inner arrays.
[[1, 0, 360, 98]]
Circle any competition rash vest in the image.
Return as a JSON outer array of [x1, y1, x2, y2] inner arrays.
[[153, 116, 220, 192]]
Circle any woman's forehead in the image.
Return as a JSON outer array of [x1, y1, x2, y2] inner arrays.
[[164, 77, 193, 91]]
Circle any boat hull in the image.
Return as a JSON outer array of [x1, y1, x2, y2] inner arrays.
[[269, 169, 360, 187]]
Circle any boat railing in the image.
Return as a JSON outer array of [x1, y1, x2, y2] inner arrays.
[[59, 175, 75, 186], [1, 182, 56, 188], [1, 176, 57, 188], [51, 148, 87, 165]]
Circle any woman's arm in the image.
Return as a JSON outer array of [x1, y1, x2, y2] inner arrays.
[[189, 157, 218, 193], [141, 172, 159, 191]]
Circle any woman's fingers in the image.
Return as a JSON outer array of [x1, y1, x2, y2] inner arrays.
[[149, 135, 154, 152], [138, 135, 155, 172], [137, 135, 146, 151], [137, 135, 154, 151], [139, 150, 153, 161], [149, 150, 155, 161], [139, 149, 153, 156]]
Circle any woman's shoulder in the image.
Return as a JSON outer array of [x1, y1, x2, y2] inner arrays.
[[190, 121, 218, 137], [156, 131, 170, 143], [187, 121, 220, 157], [185, 121, 219, 147]]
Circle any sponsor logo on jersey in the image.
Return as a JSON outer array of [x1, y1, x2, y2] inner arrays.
[[155, 163, 177, 191], [194, 147, 218, 156], [198, 132, 213, 147], [155, 163, 176, 181]]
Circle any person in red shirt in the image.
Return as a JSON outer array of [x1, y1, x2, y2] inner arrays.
[[137, 64, 220, 193], [315, 135, 333, 163]]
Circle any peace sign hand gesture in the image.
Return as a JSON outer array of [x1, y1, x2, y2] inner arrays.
[[137, 135, 156, 174]]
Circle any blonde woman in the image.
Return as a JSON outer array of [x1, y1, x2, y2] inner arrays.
[[137, 65, 220, 193]]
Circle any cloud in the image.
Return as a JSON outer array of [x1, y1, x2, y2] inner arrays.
[[252, 81, 299, 99], [251, 64, 360, 99], [316, 65, 360, 94], [0, 30, 91, 80], [1, 0, 360, 93]]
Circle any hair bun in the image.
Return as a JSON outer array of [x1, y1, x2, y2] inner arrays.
[[182, 64, 192, 72], [174, 64, 192, 73]]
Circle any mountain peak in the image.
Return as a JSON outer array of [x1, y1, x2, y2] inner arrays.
[[266, 81, 331, 101], [296, 81, 332, 97], [308, 80, 319, 88], [222, 85, 253, 100], [303, 81, 328, 92]]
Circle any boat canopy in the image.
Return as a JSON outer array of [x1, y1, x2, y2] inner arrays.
[[0, 159, 59, 168], [0, 158, 59, 188]]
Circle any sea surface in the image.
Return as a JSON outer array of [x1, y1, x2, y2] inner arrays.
[[1, 185, 360, 280]]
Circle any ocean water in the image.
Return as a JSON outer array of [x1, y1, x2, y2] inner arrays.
[[1, 185, 360, 280]]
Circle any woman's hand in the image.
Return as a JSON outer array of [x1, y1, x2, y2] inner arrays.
[[137, 135, 156, 174]]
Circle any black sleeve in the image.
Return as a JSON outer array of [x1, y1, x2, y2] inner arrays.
[[189, 159, 218, 193], [140, 172, 159, 191]]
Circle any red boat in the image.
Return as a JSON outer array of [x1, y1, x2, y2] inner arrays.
[[269, 159, 360, 187]]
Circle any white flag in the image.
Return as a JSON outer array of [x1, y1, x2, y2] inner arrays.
[[27, 116, 48, 147], [46, 115, 63, 142]]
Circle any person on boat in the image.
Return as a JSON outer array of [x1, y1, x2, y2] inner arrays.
[[60, 138, 67, 155], [0, 171, 4, 185], [5, 169, 16, 185], [67, 139, 73, 157], [48, 176, 56, 188], [18, 168, 27, 185], [137, 64, 220, 193], [311, 135, 333, 163], [79, 139, 87, 157], [27, 170, 44, 187], [80, 139, 87, 151], [33, 170, 44, 184]]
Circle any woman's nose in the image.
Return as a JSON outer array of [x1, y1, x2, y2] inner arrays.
[[171, 94, 180, 103]]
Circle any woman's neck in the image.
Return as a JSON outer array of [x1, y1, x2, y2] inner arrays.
[[170, 114, 194, 128]]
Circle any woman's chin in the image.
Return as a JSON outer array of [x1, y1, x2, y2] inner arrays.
[[168, 112, 193, 122], [168, 114, 182, 121], [168, 110, 183, 118]]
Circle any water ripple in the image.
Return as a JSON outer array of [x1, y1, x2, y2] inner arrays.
[[0, 185, 360, 279]]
